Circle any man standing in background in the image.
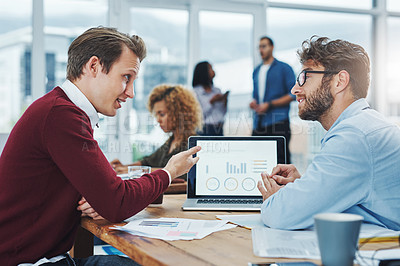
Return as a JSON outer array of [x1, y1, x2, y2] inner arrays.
[[250, 36, 295, 163]]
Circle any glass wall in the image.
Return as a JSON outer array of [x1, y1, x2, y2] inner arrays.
[[267, 0, 372, 9], [387, 17, 400, 117], [0, 0, 32, 132], [44, 0, 107, 88], [129, 7, 189, 160], [199, 11, 254, 135], [387, 0, 400, 12]]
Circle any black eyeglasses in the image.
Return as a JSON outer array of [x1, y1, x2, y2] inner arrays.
[[297, 70, 339, 87]]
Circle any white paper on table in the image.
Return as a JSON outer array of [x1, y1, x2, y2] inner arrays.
[[356, 249, 400, 266], [359, 223, 400, 240], [252, 227, 320, 259], [112, 217, 236, 241], [252, 223, 400, 260], [216, 214, 264, 229]]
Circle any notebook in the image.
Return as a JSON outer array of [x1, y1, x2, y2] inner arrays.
[[182, 136, 286, 211]]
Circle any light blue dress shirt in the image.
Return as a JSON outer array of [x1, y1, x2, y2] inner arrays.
[[261, 98, 400, 230]]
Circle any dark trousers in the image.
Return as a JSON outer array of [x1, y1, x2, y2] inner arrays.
[[252, 119, 291, 164], [199, 123, 224, 136], [42, 254, 139, 266]]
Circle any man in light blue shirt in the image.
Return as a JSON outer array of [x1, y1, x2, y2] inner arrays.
[[258, 36, 400, 231]]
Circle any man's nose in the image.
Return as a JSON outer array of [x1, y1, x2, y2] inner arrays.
[[291, 82, 301, 95], [125, 82, 135, 99]]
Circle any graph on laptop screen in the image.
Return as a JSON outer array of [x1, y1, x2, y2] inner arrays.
[[196, 140, 277, 196]]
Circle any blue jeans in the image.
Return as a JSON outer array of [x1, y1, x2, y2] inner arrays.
[[42, 254, 140, 266]]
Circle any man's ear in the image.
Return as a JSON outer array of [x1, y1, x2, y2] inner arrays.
[[82, 56, 101, 77], [332, 70, 351, 95]]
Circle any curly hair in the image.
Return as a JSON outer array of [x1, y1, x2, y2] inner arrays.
[[298, 36, 370, 99], [147, 84, 202, 143]]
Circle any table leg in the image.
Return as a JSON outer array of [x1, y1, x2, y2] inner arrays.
[[70, 226, 94, 258]]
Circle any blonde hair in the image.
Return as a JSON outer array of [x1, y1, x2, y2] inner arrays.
[[148, 84, 202, 143]]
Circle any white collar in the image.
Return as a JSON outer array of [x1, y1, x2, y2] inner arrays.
[[60, 80, 99, 129]]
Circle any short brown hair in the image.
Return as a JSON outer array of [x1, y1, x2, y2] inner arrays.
[[298, 36, 370, 99], [66, 26, 147, 81], [148, 84, 202, 143]]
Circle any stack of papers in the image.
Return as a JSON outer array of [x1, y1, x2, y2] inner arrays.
[[112, 217, 236, 241], [251, 220, 400, 260], [216, 214, 400, 261]]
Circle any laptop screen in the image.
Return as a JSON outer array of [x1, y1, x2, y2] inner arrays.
[[187, 136, 286, 198]]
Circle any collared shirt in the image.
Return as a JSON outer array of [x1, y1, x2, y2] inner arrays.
[[60, 80, 99, 129], [261, 99, 400, 230], [193, 85, 227, 125], [252, 58, 295, 128]]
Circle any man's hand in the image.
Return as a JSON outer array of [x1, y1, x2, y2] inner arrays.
[[257, 172, 283, 201], [110, 159, 123, 169], [255, 102, 270, 114], [164, 146, 201, 179], [270, 164, 301, 185], [249, 99, 258, 110], [114, 165, 128, 174], [77, 197, 104, 220]]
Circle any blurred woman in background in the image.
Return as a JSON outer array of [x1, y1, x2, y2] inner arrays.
[[111, 84, 202, 181], [192, 61, 228, 136]]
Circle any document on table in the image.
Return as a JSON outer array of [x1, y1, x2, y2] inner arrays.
[[252, 227, 320, 259], [250, 216, 400, 259], [356, 249, 400, 266], [216, 214, 264, 229], [112, 217, 236, 241]]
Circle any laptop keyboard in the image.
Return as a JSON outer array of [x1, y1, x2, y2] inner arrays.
[[197, 199, 263, 204]]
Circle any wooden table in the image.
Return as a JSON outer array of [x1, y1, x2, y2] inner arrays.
[[74, 194, 398, 266]]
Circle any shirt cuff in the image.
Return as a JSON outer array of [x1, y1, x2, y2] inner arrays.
[[161, 169, 172, 185]]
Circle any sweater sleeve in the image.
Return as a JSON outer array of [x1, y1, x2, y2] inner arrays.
[[44, 104, 170, 222]]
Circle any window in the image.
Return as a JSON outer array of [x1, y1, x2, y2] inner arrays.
[[387, 0, 400, 12], [44, 0, 107, 90], [0, 0, 32, 132], [199, 11, 254, 135], [387, 17, 400, 117], [267, 0, 372, 9], [129, 7, 189, 160]]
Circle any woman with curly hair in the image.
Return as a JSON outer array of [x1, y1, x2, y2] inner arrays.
[[111, 84, 202, 181]]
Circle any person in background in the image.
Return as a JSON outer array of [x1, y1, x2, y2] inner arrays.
[[258, 36, 400, 231], [0, 26, 200, 265], [111, 84, 202, 181], [193, 61, 228, 136], [250, 36, 295, 163]]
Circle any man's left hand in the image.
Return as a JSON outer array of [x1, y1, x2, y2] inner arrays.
[[257, 172, 282, 201]]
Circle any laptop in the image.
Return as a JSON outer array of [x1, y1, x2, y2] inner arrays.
[[182, 136, 286, 211]]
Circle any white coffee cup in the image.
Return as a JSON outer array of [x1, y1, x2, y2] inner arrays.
[[314, 213, 363, 266]]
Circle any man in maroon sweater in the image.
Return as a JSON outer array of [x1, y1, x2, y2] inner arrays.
[[0, 27, 200, 265]]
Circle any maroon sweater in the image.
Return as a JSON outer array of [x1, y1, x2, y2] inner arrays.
[[0, 87, 169, 265]]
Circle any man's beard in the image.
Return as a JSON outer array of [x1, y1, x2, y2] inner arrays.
[[299, 79, 334, 121]]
